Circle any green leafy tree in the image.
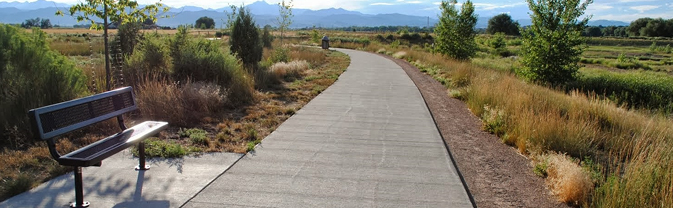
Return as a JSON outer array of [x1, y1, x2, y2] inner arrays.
[[20, 18, 40, 28], [196, 16, 215, 29], [627, 18, 652, 37], [230, 7, 262, 67], [57, 0, 167, 90], [584, 26, 602, 37], [276, 0, 293, 45], [519, 0, 593, 86], [40, 19, 52, 29], [486, 13, 520, 36], [434, 0, 478, 60]]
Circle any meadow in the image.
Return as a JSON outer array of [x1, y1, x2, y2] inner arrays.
[[326, 30, 673, 207]]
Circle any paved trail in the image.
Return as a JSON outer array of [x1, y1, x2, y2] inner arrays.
[[183, 49, 473, 207]]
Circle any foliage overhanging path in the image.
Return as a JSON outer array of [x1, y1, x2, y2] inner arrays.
[[182, 48, 473, 207]]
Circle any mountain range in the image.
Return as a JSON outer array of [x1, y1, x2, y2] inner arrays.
[[0, 0, 630, 28]]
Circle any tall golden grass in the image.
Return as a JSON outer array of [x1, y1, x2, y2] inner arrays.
[[136, 78, 227, 127], [375, 42, 673, 207]]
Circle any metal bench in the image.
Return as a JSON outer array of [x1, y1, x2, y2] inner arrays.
[[27, 86, 168, 208]]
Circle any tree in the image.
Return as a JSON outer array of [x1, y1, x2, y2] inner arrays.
[[434, 0, 478, 61], [584, 26, 602, 37], [57, 0, 167, 90], [519, 0, 593, 86], [276, 0, 293, 45], [627, 18, 652, 37], [40, 19, 52, 29], [196, 16, 215, 29], [486, 13, 520, 36], [262, 25, 274, 48], [223, 4, 238, 31], [21, 18, 40, 28], [230, 7, 262, 67]]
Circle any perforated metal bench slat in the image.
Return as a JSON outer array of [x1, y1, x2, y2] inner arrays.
[[57, 121, 168, 167], [38, 91, 134, 135]]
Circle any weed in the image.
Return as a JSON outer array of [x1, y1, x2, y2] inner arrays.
[[481, 105, 507, 137], [133, 137, 188, 158], [2, 174, 34, 199], [178, 128, 209, 146]]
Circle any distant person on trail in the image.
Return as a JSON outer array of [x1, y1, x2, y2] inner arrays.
[[322, 35, 330, 49]]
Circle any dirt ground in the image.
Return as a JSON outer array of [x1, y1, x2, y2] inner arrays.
[[385, 55, 568, 208]]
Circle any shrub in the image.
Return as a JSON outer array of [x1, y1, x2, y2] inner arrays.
[[169, 27, 254, 106], [229, 7, 263, 67], [270, 47, 290, 63], [123, 33, 170, 86], [261, 25, 274, 48], [0, 25, 87, 147]]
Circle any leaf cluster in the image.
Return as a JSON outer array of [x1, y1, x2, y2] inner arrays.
[[434, 0, 478, 61], [56, 0, 168, 30], [519, 0, 593, 86]]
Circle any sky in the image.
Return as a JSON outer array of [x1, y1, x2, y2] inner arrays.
[[2, 0, 672, 22]]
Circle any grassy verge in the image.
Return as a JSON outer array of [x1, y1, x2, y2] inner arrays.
[[367, 42, 673, 207]]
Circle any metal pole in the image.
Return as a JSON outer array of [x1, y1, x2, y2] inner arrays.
[[71, 167, 90, 207], [103, 2, 111, 91]]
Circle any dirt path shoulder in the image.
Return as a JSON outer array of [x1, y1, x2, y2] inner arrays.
[[385, 55, 568, 208]]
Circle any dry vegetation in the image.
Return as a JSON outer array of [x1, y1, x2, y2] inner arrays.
[[339, 32, 673, 207], [0, 29, 349, 201]]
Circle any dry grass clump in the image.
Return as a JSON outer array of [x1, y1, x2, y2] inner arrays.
[[392, 51, 407, 59], [290, 47, 326, 67], [386, 42, 673, 206], [136, 78, 226, 126], [270, 60, 309, 81], [544, 153, 594, 205]]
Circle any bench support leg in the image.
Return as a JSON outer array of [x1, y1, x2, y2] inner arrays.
[[135, 142, 150, 171], [70, 167, 90, 208]]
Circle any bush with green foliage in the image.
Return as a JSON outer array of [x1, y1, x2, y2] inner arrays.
[[0, 25, 87, 146], [518, 0, 592, 86], [434, 0, 478, 60], [195, 16, 215, 29], [123, 33, 171, 86], [230, 7, 263, 68], [170, 26, 254, 105], [486, 13, 520, 36], [262, 25, 274, 48]]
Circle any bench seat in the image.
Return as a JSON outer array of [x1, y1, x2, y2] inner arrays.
[[58, 121, 168, 167]]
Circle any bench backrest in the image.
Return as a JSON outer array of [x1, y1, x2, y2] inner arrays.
[[28, 87, 137, 141]]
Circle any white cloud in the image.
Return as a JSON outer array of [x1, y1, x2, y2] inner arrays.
[[630, 5, 659, 13], [407, 1, 423, 4], [617, 0, 658, 2], [588, 3, 614, 11], [370, 2, 394, 6], [473, 2, 526, 11]]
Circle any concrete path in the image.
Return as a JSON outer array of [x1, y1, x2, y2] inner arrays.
[[183, 49, 473, 207], [0, 150, 243, 208]]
